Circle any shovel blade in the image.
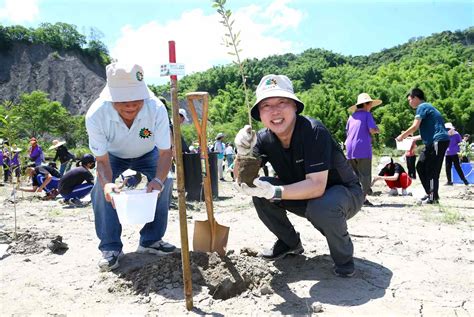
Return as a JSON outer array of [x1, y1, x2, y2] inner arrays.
[[193, 220, 229, 256]]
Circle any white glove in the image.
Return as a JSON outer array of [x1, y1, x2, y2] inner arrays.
[[235, 125, 257, 156], [239, 178, 276, 199]]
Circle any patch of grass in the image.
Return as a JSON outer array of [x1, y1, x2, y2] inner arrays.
[[48, 208, 63, 217], [441, 209, 463, 224], [421, 203, 465, 224]]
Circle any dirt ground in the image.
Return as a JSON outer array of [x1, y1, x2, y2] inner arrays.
[[0, 170, 473, 316]]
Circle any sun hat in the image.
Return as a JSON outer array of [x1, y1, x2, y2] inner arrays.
[[251, 74, 304, 121], [11, 145, 22, 152], [377, 156, 393, 171], [348, 93, 382, 112], [444, 122, 455, 130], [215, 132, 225, 140], [99, 62, 153, 102], [179, 108, 188, 121], [49, 139, 66, 150]]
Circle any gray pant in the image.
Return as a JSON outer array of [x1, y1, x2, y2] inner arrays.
[[253, 177, 363, 266], [348, 158, 372, 196]]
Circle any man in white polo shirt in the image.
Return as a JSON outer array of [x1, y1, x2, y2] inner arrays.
[[86, 62, 175, 271]]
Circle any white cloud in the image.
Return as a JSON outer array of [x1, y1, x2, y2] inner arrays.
[[110, 1, 303, 85], [0, 0, 39, 23]]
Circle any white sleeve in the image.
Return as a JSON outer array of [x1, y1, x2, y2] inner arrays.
[[85, 106, 108, 157], [153, 104, 171, 150]]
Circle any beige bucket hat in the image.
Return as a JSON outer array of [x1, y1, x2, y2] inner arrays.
[[251, 74, 304, 121]]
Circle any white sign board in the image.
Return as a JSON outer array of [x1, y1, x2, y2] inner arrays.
[[160, 63, 185, 76]]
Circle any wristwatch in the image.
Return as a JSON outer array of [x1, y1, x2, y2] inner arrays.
[[272, 186, 283, 202], [151, 177, 164, 189]]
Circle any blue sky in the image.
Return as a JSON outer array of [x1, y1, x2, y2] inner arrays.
[[0, 0, 472, 84]]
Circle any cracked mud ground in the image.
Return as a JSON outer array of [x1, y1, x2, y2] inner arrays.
[[0, 179, 473, 315]]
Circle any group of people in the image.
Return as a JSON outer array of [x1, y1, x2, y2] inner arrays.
[[18, 153, 96, 206], [16, 60, 465, 279]]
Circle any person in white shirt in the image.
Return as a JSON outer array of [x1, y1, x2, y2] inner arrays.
[[86, 62, 175, 272]]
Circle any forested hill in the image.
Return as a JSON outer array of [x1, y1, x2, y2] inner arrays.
[[0, 24, 472, 150], [156, 27, 473, 148]]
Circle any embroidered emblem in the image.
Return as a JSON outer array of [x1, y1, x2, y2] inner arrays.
[[139, 127, 152, 138], [265, 78, 277, 86], [136, 71, 144, 81]]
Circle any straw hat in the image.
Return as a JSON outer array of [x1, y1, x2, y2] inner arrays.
[[49, 139, 66, 150], [348, 93, 382, 112], [11, 146, 22, 152], [121, 169, 137, 177], [251, 74, 304, 121]]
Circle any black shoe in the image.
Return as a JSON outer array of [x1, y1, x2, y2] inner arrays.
[[464, 180, 469, 186], [259, 236, 304, 260], [444, 182, 453, 186], [421, 198, 439, 205], [333, 260, 355, 277], [363, 199, 374, 207]]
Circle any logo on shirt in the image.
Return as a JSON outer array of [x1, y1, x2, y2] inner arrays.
[[136, 71, 144, 81], [139, 127, 152, 139]]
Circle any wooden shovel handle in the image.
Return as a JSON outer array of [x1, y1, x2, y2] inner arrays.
[[186, 92, 216, 229]]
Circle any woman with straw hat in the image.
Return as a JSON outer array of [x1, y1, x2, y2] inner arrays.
[[344, 93, 381, 206], [49, 139, 75, 176]]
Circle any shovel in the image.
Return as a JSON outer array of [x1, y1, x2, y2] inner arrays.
[[186, 92, 229, 256]]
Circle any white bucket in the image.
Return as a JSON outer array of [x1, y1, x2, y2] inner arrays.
[[113, 189, 159, 224], [396, 138, 413, 151]]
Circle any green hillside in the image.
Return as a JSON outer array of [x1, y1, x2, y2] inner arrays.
[[152, 27, 473, 149], [1, 23, 473, 152]]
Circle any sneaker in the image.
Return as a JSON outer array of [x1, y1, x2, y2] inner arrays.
[[333, 261, 355, 278], [363, 199, 374, 207], [259, 235, 304, 260], [401, 189, 410, 196], [464, 180, 470, 186], [136, 240, 176, 255], [421, 198, 439, 205], [98, 250, 123, 272], [388, 188, 399, 196], [68, 198, 84, 207], [444, 182, 453, 186]]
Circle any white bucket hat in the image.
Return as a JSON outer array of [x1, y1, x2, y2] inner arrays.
[[99, 62, 153, 102], [444, 122, 455, 130], [348, 93, 382, 112], [215, 132, 225, 140], [179, 108, 188, 121], [251, 74, 304, 121], [377, 156, 393, 171]]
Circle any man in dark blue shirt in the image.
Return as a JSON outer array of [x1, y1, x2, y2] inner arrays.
[[235, 74, 364, 277]]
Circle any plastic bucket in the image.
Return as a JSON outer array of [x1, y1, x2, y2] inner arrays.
[[112, 189, 159, 224], [396, 139, 413, 151]]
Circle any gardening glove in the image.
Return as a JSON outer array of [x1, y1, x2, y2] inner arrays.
[[240, 178, 276, 200], [235, 125, 257, 156]]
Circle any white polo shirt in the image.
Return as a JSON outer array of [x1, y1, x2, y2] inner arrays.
[[85, 96, 171, 159]]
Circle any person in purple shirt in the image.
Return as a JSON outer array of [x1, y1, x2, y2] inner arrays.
[[345, 93, 381, 206], [8, 146, 22, 184], [444, 123, 469, 186], [28, 137, 44, 166]]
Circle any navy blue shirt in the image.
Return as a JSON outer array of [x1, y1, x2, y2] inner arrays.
[[254, 115, 359, 188]]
